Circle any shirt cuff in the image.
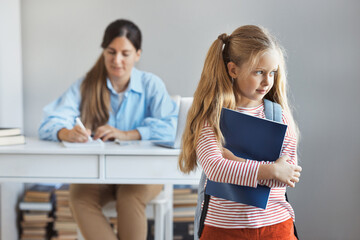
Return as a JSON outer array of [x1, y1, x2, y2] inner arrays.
[[136, 126, 151, 140]]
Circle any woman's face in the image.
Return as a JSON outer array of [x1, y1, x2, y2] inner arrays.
[[103, 36, 141, 83]]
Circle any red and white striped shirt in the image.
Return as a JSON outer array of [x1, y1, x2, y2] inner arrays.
[[197, 103, 298, 229]]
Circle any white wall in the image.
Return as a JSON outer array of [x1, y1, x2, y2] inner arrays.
[[0, 2, 24, 238], [21, 0, 360, 239], [0, 0, 23, 129]]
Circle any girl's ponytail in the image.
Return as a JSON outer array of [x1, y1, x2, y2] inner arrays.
[[178, 34, 236, 173]]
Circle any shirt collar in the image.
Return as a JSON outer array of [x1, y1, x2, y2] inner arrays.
[[106, 67, 143, 96]]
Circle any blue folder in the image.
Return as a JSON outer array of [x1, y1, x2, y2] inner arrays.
[[205, 108, 287, 209]]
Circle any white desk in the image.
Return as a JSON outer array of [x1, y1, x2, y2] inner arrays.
[[0, 137, 200, 240]]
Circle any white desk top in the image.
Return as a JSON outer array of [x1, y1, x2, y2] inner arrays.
[[0, 137, 199, 184], [0, 137, 180, 155]]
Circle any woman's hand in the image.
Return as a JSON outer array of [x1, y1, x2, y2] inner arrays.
[[93, 125, 141, 141], [272, 155, 302, 187], [57, 126, 91, 142], [222, 148, 246, 162]]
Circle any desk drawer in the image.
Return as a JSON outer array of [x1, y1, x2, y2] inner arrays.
[[106, 155, 181, 179], [0, 154, 98, 178]]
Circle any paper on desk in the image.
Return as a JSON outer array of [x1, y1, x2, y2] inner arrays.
[[62, 139, 104, 148]]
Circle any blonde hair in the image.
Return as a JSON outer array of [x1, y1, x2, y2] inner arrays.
[[178, 25, 299, 174]]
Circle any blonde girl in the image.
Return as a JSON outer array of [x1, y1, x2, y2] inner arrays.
[[179, 25, 302, 240]]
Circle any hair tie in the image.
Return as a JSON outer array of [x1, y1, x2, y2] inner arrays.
[[218, 33, 229, 44]]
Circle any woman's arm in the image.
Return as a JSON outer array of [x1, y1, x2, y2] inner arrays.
[[135, 76, 178, 141], [38, 79, 83, 142]]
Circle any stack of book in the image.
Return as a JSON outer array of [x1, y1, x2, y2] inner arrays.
[[173, 185, 197, 240], [0, 127, 25, 146], [51, 184, 78, 240], [19, 184, 55, 240]]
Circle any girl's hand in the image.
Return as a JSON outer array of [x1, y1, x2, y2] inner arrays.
[[273, 155, 302, 187], [93, 125, 141, 141], [57, 126, 91, 142], [222, 148, 246, 162]]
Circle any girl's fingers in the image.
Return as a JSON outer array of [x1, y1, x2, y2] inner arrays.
[[295, 165, 302, 172], [287, 180, 295, 188], [292, 177, 300, 183]]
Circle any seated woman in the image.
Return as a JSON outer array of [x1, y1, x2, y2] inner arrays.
[[38, 19, 178, 240]]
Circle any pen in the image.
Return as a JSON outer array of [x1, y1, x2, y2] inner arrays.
[[75, 117, 93, 142]]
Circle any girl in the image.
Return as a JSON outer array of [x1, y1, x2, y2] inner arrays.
[[39, 19, 177, 240], [179, 25, 302, 240]]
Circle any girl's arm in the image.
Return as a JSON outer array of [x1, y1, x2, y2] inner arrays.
[[258, 110, 301, 188], [198, 114, 301, 188], [222, 148, 301, 188], [258, 155, 301, 188], [197, 124, 261, 188]]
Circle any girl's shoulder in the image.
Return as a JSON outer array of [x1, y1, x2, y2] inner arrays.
[[281, 109, 297, 139]]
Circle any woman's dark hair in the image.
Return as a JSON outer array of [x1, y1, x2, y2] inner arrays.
[[79, 19, 142, 131], [101, 19, 142, 50]]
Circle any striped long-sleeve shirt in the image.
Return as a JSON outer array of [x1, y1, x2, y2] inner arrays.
[[197, 103, 298, 229]]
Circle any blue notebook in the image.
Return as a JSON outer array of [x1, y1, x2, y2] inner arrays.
[[205, 107, 287, 209]]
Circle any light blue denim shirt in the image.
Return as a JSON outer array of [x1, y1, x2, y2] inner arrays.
[[38, 68, 178, 142]]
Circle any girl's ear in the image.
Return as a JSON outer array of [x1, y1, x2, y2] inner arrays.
[[227, 62, 238, 79]]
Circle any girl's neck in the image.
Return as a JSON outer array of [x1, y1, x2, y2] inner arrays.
[[236, 96, 263, 108]]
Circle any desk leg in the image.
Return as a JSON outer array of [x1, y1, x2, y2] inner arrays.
[[164, 184, 173, 240], [0, 183, 24, 240]]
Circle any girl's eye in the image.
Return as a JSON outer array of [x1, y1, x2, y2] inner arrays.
[[108, 51, 116, 55], [255, 71, 263, 75]]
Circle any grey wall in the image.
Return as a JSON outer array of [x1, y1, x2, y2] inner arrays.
[[21, 0, 360, 239]]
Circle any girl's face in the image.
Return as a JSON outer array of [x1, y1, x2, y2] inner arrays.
[[103, 36, 141, 85], [228, 50, 280, 108]]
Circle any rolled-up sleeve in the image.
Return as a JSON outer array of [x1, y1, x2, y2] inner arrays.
[[38, 80, 82, 141], [136, 76, 178, 141]]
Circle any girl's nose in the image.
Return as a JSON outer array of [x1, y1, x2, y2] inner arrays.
[[262, 74, 272, 86]]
